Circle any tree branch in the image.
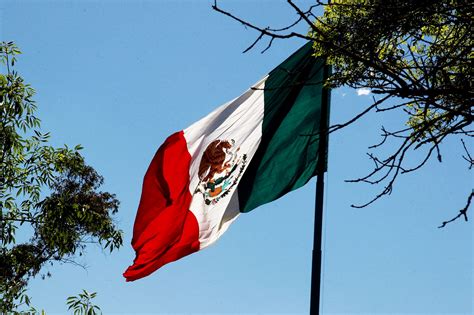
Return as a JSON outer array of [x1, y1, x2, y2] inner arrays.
[[438, 190, 473, 228]]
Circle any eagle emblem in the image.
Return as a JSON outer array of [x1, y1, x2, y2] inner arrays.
[[194, 139, 247, 205]]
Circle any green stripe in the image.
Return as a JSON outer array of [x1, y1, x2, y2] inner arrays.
[[238, 42, 329, 213]]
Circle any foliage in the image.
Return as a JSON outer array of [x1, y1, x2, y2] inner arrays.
[[67, 290, 101, 315], [213, 0, 473, 225], [309, 0, 473, 209], [0, 41, 123, 313]]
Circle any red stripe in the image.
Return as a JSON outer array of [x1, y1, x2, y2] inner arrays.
[[123, 131, 200, 281]]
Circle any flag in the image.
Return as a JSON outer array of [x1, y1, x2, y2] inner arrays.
[[123, 42, 329, 281]]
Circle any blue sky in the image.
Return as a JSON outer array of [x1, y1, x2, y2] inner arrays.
[[2, 1, 472, 314]]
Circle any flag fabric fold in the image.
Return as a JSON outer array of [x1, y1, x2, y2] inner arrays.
[[124, 42, 329, 281]]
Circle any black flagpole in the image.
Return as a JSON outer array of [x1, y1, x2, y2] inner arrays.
[[309, 63, 330, 315]]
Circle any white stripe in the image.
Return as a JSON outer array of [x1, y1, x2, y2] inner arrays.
[[183, 77, 266, 249]]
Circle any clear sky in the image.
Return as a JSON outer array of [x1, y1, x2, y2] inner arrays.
[[2, 1, 472, 314]]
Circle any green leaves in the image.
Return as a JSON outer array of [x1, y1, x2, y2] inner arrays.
[[0, 41, 21, 67], [307, 0, 472, 146], [67, 290, 102, 315], [310, 0, 472, 103]]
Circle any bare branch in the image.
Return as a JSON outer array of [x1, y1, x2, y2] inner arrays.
[[328, 95, 391, 133], [438, 190, 473, 228], [461, 139, 473, 169], [212, 0, 311, 54]]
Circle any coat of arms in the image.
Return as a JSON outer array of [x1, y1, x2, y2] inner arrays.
[[194, 139, 247, 205]]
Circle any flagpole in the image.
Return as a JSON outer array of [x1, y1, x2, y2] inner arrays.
[[309, 63, 330, 315]]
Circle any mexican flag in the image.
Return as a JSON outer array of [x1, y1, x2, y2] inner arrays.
[[124, 42, 329, 281]]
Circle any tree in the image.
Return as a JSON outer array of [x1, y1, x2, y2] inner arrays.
[[213, 0, 473, 226], [0, 42, 123, 313]]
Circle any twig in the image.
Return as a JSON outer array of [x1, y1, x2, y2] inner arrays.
[[438, 190, 473, 228], [461, 139, 473, 169]]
